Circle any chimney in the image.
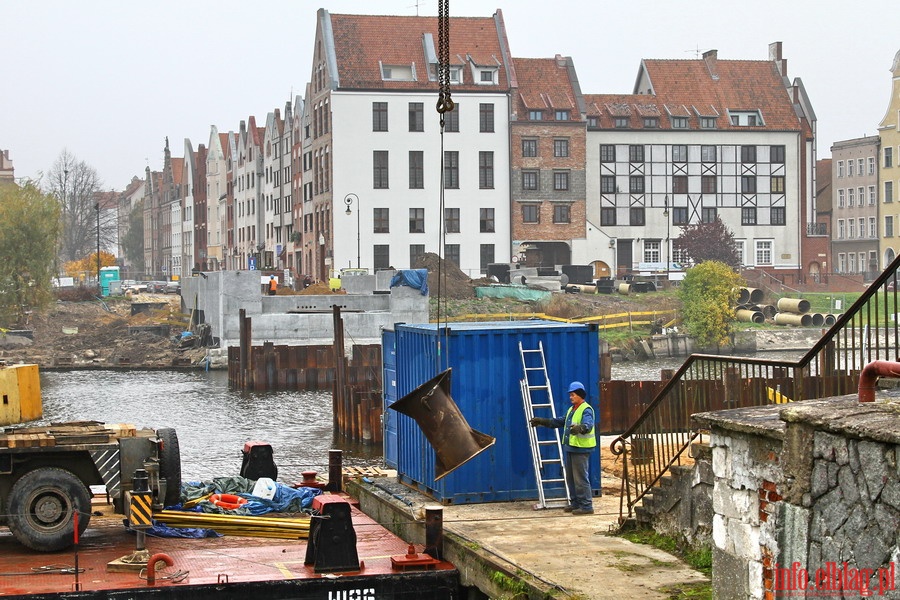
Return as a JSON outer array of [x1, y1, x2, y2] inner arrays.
[[702, 49, 718, 80], [556, 54, 566, 67], [769, 41, 787, 77]]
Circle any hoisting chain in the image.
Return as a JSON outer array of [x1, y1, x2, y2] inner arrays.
[[435, 0, 454, 119]]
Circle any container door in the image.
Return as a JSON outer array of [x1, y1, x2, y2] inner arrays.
[[382, 329, 398, 469]]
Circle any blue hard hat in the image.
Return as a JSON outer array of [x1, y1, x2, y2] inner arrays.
[[567, 381, 586, 393]]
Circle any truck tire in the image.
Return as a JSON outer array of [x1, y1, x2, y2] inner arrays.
[[157, 428, 182, 506], [7, 467, 91, 552]]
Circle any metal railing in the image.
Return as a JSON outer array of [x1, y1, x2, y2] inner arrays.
[[611, 253, 900, 522]]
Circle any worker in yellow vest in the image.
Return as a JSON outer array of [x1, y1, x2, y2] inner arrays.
[[529, 381, 597, 515]]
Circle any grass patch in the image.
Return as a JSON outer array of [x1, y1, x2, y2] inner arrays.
[[659, 581, 713, 599], [617, 527, 712, 577]]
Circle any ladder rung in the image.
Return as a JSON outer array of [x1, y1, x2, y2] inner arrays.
[[528, 385, 549, 391], [537, 440, 558, 446], [540, 459, 563, 466], [540, 478, 566, 484], [521, 349, 541, 354], [524, 367, 544, 371]]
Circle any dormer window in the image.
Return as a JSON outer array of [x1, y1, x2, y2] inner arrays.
[[555, 110, 570, 121], [700, 117, 717, 129], [431, 64, 463, 83], [615, 117, 629, 128], [643, 117, 659, 128], [477, 68, 498, 85], [529, 110, 543, 121], [381, 63, 416, 81], [728, 110, 764, 126], [671, 117, 688, 129]]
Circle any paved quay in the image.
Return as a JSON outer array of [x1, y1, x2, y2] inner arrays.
[[347, 471, 709, 599]]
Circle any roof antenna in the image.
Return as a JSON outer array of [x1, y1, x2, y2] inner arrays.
[[685, 45, 710, 59], [408, 0, 425, 16]]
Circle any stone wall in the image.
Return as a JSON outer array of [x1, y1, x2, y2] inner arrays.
[[693, 396, 900, 599]]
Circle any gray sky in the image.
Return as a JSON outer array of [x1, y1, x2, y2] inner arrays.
[[2, 1, 898, 190]]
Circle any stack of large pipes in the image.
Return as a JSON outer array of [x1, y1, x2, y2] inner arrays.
[[735, 287, 766, 323], [774, 298, 812, 326]]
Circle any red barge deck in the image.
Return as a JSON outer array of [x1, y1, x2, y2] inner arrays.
[[0, 496, 459, 599]]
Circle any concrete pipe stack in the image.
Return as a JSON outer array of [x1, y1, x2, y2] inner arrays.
[[735, 309, 765, 324], [738, 287, 765, 305], [774, 297, 813, 327], [774, 312, 813, 326]]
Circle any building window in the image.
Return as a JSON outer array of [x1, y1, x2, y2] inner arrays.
[[742, 207, 757, 225], [886, 147, 893, 168], [522, 138, 537, 157], [479, 103, 494, 132], [886, 216, 894, 237], [522, 204, 539, 223], [587, 116, 599, 128], [886, 181, 894, 204], [444, 244, 460, 267], [755, 240, 773, 265], [770, 176, 785, 193], [444, 151, 459, 188], [555, 109, 570, 121], [838, 253, 846, 273], [643, 117, 659, 128], [643, 240, 661, 263], [554, 171, 569, 191], [600, 145, 616, 162], [409, 151, 424, 189], [673, 176, 688, 194], [869, 157, 876, 175], [409, 208, 424, 233], [701, 176, 717, 194], [671, 117, 688, 129], [601, 207, 616, 226], [770, 145, 785, 163], [672, 206, 688, 225], [771, 207, 786, 225], [848, 219, 856, 238], [629, 145, 644, 162], [741, 146, 757, 163], [374, 207, 390, 233], [837, 161, 844, 177], [444, 207, 460, 233], [870, 186, 877, 205], [374, 244, 390, 270], [553, 204, 571, 224], [373, 151, 389, 189], [630, 207, 645, 225], [554, 139, 569, 158], [372, 102, 388, 132], [522, 171, 538, 190], [672, 145, 687, 162], [480, 208, 495, 233], [409, 244, 425, 268], [701, 207, 717, 223], [479, 69, 496, 83], [700, 117, 717, 129], [837, 219, 845, 239], [701, 145, 717, 162], [629, 176, 645, 193], [444, 105, 459, 132], [857, 158, 864, 175], [479, 151, 494, 189], [480, 244, 494, 272], [615, 117, 629, 128], [529, 110, 543, 121], [838, 189, 845, 207], [848, 159, 855, 177], [741, 176, 757, 194], [408, 102, 424, 132], [848, 188, 855, 206], [601, 175, 616, 193], [870, 216, 877, 238]]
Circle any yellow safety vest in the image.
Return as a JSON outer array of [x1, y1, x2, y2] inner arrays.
[[565, 402, 596, 449]]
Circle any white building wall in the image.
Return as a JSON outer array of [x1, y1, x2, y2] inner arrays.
[[330, 91, 511, 276], [584, 129, 802, 272], [206, 126, 227, 270]]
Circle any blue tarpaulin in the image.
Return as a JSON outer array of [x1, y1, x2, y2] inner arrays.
[[390, 269, 429, 296]]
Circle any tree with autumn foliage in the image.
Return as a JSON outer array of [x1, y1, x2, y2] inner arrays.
[[675, 216, 740, 269], [62, 251, 118, 280], [677, 261, 745, 349]]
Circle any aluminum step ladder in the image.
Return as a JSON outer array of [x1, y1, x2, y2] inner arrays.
[[519, 341, 570, 510]]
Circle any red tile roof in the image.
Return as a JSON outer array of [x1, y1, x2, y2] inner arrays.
[[328, 12, 512, 91], [512, 57, 579, 119], [585, 55, 802, 132], [171, 158, 184, 186]]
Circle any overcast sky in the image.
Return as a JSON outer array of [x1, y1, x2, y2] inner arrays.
[[2, 1, 898, 190]]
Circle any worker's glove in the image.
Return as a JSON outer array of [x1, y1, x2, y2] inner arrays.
[[529, 417, 552, 427], [569, 424, 590, 435]]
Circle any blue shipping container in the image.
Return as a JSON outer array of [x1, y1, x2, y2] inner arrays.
[[386, 320, 601, 504]]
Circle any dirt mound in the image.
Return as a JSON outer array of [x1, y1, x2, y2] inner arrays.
[[413, 253, 476, 300]]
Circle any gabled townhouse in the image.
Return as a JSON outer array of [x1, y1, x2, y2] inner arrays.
[[224, 130, 239, 270], [303, 9, 514, 279], [290, 95, 305, 275], [142, 168, 163, 279], [879, 50, 900, 266], [193, 143, 208, 273], [583, 44, 817, 284], [831, 137, 879, 277], [510, 55, 588, 272], [159, 138, 184, 280], [261, 103, 294, 273], [233, 118, 265, 270], [206, 126, 230, 271], [178, 139, 198, 280]]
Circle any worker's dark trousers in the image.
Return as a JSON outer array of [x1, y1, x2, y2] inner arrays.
[[565, 451, 593, 509]]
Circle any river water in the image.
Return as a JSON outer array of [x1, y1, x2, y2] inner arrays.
[[35, 349, 805, 483]]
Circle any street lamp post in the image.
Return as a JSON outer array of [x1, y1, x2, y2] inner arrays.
[[344, 193, 360, 269], [663, 196, 670, 288]]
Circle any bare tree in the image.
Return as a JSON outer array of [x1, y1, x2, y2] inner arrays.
[[46, 150, 114, 264]]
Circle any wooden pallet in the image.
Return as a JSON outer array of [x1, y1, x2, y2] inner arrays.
[[342, 466, 394, 481], [0, 422, 134, 448]]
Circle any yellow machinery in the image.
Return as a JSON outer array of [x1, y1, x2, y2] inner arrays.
[[0, 363, 42, 426]]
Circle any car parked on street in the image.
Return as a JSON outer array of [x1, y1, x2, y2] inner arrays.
[[147, 281, 167, 294], [165, 281, 181, 294]]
